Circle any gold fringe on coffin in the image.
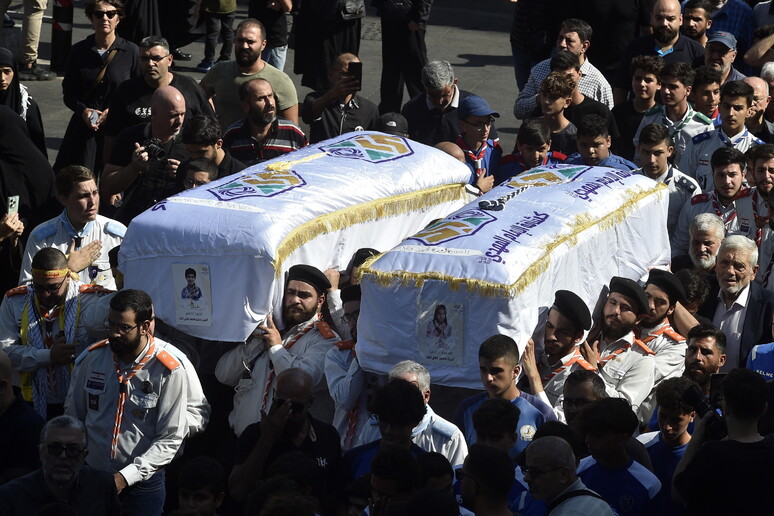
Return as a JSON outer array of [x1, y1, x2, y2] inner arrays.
[[359, 183, 668, 298], [265, 152, 326, 171], [273, 183, 468, 274]]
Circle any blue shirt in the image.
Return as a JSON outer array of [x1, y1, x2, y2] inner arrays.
[[454, 391, 555, 459], [577, 456, 661, 516], [457, 137, 503, 185], [565, 152, 638, 171], [494, 151, 567, 185], [343, 439, 425, 481], [638, 431, 687, 516], [747, 342, 774, 380], [683, 0, 755, 71]]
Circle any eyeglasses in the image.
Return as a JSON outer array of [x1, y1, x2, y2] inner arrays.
[[463, 117, 495, 130], [139, 54, 170, 63], [103, 318, 139, 334], [184, 178, 210, 188], [522, 466, 562, 479], [92, 10, 118, 19], [342, 310, 360, 324], [33, 276, 68, 295], [46, 443, 84, 458]]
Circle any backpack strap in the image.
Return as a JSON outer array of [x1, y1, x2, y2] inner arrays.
[[546, 489, 606, 513]]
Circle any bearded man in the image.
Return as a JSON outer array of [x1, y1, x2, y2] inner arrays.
[[215, 265, 341, 437], [580, 277, 656, 421]]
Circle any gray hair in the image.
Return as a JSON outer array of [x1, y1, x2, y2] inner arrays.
[[689, 213, 725, 240], [421, 61, 455, 91], [41, 415, 88, 447], [389, 360, 431, 392], [762, 62, 774, 82], [718, 234, 758, 267], [139, 35, 170, 53]]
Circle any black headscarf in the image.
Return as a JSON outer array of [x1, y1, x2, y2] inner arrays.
[[0, 48, 22, 117]]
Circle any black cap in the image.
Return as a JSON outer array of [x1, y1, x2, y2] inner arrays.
[[351, 248, 379, 269], [551, 290, 591, 330], [377, 113, 409, 137], [646, 269, 685, 305], [609, 276, 649, 314], [341, 284, 361, 304], [287, 264, 331, 293]]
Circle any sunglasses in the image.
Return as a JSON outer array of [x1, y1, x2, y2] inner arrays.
[[92, 10, 118, 19], [33, 276, 67, 295], [46, 443, 84, 458]]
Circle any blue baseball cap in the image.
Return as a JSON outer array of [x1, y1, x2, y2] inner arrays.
[[707, 31, 737, 50], [458, 95, 500, 120]]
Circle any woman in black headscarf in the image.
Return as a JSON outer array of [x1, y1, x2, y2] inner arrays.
[[0, 48, 47, 157], [0, 106, 58, 290]]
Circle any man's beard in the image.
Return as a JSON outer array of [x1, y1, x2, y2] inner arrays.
[[249, 110, 276, 128], [284, 304, 317, 326], [602, 317, 636, 342], [109, 331, 143, 358], [690, 251, 716, 271], [641, 312, 668, 330], [236, 49, 259, 67], [654, 26, 678, 45]]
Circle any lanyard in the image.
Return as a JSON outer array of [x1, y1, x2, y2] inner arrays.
[[542, 348, 586, 383], [111, 337, 156, 459], [711, 192, 737, 228], [260, 315, 320, 411], [457, 136, 488, 176], [598, 337, 654, 367]]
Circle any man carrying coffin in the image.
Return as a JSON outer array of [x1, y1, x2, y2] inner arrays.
[[215, 265, 340, 437], [580, 277, 656, 419], [520, 290, 596, 410]]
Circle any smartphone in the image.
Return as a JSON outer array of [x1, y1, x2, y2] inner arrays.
[[89, 110, 100, 125], [348, 61, 362, 90], [6, 195, 19, 215]]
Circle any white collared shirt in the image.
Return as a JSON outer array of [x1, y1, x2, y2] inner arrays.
[[713, 283, 752, 371], [424, 84, 460, 112]]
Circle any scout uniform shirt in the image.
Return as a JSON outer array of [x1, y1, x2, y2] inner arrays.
[[0, 280, 111, 415], [596, 330, 656, 416], [635, 321, 686, 423], [633, 104, 712, 165], [636, 166, 700, 236], [536, 346, 596, 408], [679, 127, 764, 191], [65, 335, 189, 486], [215, 313, 340, 437], [20, 212, 125, 289], [671, 186, 766, 257]]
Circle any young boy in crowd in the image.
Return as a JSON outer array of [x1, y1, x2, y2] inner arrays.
[[612, 56, 662, 161], [566, 114, 638, 171], [689, 66, 723, 126], [455, 95, 503, 195], [495, 119, 566, 184], [637, 377, 696, 516], [577, 398, 662, 516], [539, 72, 577, 155]]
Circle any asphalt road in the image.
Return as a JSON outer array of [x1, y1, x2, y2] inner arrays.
[[2, 0, 521, 160]]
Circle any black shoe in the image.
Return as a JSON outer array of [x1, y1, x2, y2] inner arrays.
[[18, 62, 56, 81], [3, 15, 13, 28], [172, 48, 192, 61]]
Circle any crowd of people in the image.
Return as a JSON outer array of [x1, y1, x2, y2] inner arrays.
[[3, 0, 774, 515]]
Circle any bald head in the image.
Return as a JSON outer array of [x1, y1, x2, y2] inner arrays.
[[276, 368, 313, 402], [652, 0, 682, 45], [435, 141, 466, 163], [333, 53, 360, 70], [744, 77, 771, 118], [151, 85, 186, 138], [528, 436, 576, 470]]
